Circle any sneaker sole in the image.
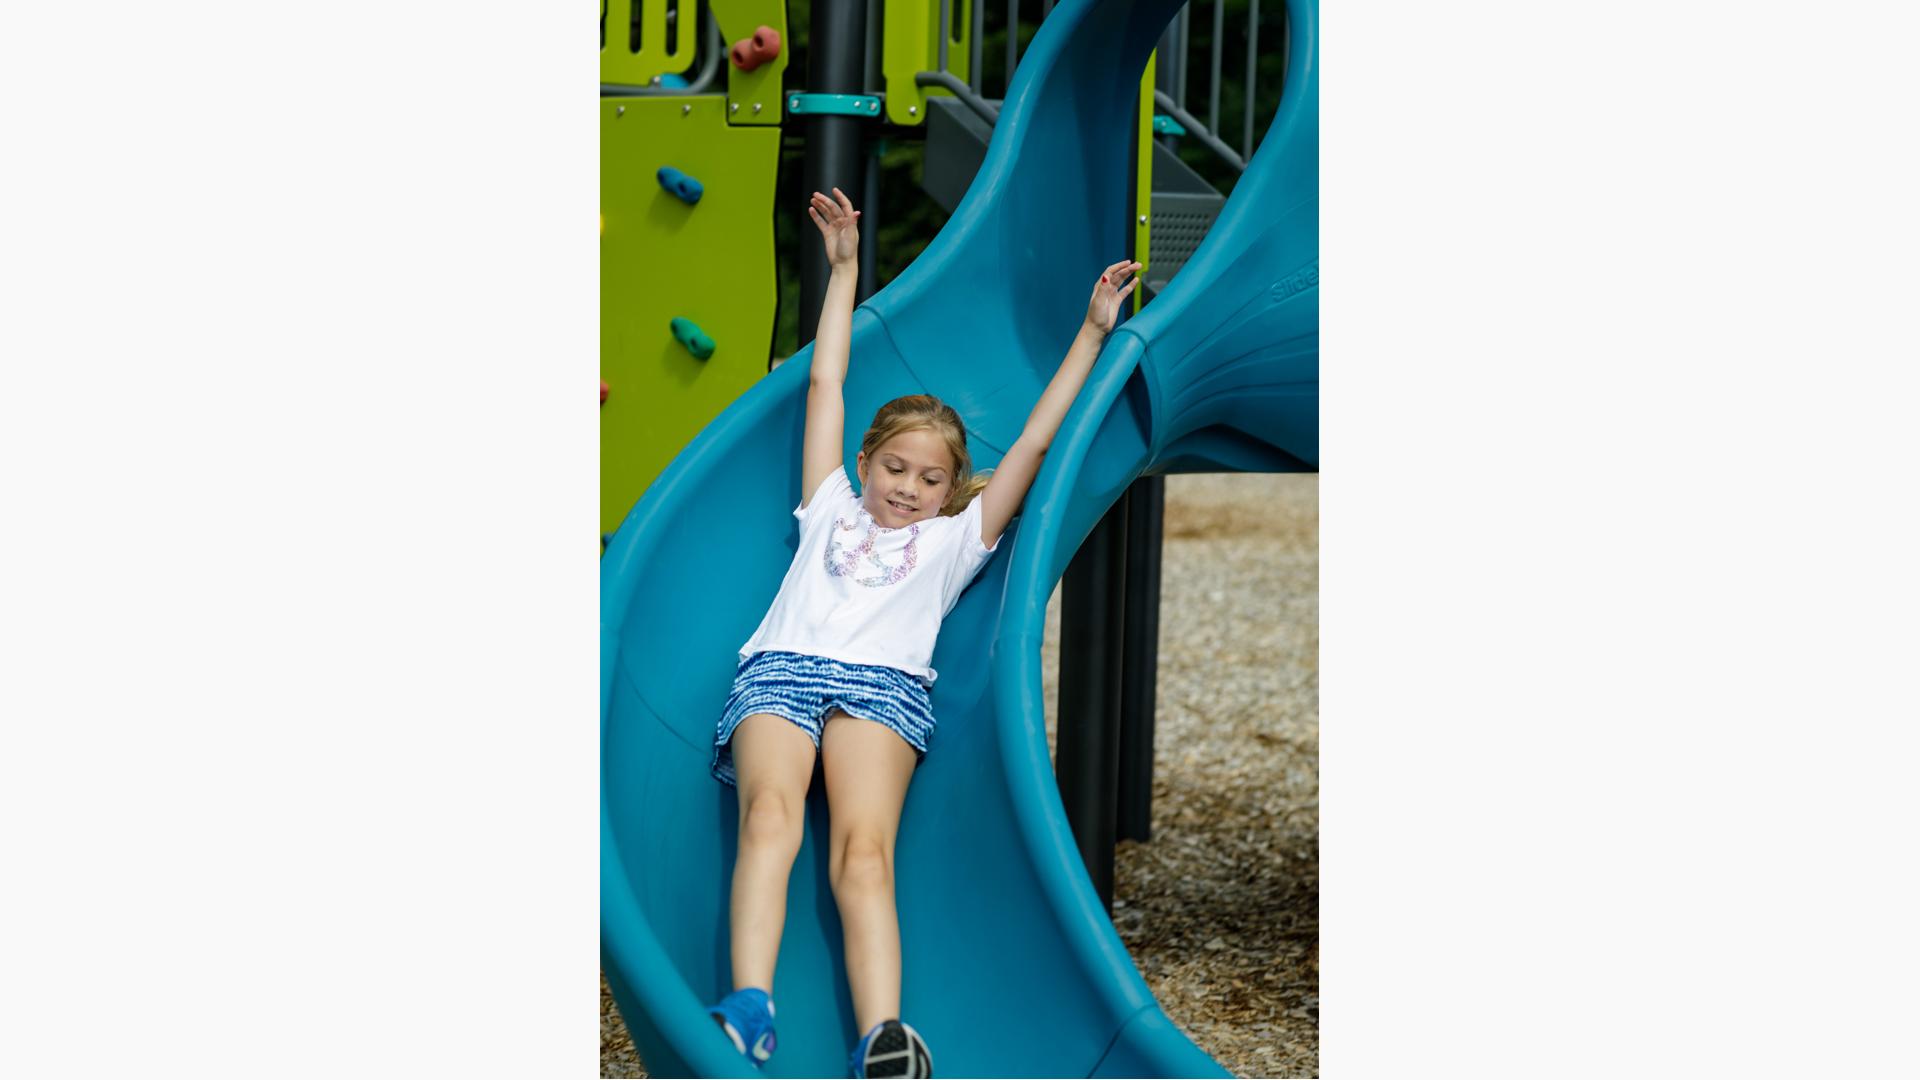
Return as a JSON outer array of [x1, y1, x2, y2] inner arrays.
[[858, 1020, 933, 1078]]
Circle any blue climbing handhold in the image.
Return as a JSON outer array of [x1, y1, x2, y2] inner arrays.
[[656, 166, 704, 205]]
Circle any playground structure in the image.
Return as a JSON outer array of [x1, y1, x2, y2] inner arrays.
[[599, 0, 1284, 542], [601, 0, 1315, 1072]]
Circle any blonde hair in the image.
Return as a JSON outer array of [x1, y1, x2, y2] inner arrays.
[[859, 394, 991, 518]]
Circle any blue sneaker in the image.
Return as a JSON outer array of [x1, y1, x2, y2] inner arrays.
[[849, 1019, 933, 1078], [707, 987, 777, 1064]]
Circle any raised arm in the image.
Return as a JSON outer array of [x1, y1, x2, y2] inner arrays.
[[976, 259, 1141, 547], [800, 188, 861, 507]]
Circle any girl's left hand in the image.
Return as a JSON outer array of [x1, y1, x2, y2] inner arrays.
[[1085, 260, 1142, 334]]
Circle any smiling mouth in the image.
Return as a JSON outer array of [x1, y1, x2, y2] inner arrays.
[[889, 500, 916, 513]]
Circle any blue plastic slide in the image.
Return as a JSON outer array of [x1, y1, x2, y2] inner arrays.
[[601, 0, 1316, 1073]]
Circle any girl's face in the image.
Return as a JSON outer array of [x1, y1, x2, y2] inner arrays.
[[856, 428, 956, 528]]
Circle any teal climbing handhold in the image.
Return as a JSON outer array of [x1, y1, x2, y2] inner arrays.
[[656, 166, 704, 205], [670, 316, 716, 360]]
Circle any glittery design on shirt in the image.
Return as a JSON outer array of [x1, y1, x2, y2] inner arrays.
[[825, 508, 920, 587]]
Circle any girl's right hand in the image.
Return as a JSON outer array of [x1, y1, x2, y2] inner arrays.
[[809, 188, 861, 269]]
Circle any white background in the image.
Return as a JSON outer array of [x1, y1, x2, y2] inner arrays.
[[2, 0, 1917, 1075]]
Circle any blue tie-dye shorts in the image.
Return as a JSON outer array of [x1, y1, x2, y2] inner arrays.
[[711, 650, 937, 788]]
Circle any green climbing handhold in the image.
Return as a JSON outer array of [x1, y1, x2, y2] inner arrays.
[[670, 316, 716, 360]]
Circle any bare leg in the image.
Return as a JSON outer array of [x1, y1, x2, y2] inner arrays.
[[821, 709, 919, 1035], [725, 713, 818, 996]]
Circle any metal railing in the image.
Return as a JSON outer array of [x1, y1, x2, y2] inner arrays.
[[1154, 0, 1273, 171], [970, 0, 1276, 173], [918, 0, 1003, 124]]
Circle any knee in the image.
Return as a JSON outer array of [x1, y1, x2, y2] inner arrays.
[[830, 835, 892, 895], [740, 792, 803, 854]]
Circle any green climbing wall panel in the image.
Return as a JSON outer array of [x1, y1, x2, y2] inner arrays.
[[711, 0, 789, 125], [601, 96, 780, 536], [601, 0, 699, 87]]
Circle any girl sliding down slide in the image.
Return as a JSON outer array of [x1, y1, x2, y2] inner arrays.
[[702, 186, 1140, 1079]]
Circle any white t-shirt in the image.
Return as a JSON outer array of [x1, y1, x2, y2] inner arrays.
[[737, 464, 1003, 686]]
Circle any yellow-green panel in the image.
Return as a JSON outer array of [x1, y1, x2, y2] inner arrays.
[[1134, 51, 1154, 315], [601, 97, 780, 536], [601, 0, 699, 87], [709, 0, 790, 125], [882, 0, 972, 126]]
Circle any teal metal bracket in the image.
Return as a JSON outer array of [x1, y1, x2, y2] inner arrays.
[[1152, 114, 1187, 136], [787, 93, 884, 117]]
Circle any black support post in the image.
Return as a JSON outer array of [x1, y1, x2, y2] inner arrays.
[[1116, 473, 1164, 841], [1055, 70, 1156, 912], [1056, 489, 1130, 911], [798, 0, 869, 345], [858, 139, 879, 302]]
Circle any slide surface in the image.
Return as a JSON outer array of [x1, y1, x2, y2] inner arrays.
[[600, 0, 1316, 1074]]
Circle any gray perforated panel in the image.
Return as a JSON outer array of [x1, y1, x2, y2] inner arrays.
[[1148, 192, 1223, 292]]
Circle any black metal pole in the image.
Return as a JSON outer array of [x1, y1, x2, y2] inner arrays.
[[1055, 72, 1148, 912], [858, 139, 879, 302], [1056, 490, 1129, 911], [1116, 474, 1164, 842], [1113, 78, 1159, 842], [799, 0, 869, 346]]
